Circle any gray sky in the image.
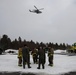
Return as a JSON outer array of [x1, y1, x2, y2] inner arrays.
[[0, 0, 76, 45]]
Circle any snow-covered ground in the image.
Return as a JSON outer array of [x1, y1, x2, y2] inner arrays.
[[0, 49, 76, 75]]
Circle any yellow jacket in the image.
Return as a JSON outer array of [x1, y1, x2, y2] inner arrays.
[[18, 48, 22, 58]]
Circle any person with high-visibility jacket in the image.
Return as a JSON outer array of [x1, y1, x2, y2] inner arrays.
[[18, 47, 22, 66], [48, 47, 54, 66]]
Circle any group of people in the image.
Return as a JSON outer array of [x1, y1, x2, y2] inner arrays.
[[18, 44, 54, 69]]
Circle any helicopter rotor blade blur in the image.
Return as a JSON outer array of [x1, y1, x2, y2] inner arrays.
[[38, 8, 44, 10], [34, 5, 38, 10]]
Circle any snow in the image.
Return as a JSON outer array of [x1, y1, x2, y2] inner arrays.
[[4, 49, 18, 55], [0, 49, 76, 75], [54, 49, 67, 53]]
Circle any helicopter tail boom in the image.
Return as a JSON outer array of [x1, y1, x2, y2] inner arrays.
[[29, 10, 32, 12]]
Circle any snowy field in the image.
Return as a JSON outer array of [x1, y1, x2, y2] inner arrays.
[[0, 49, 76, 75]]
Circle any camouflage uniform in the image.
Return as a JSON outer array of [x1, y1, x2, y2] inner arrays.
[[31, 48, 38, 64], [48, 47, 54, 66]]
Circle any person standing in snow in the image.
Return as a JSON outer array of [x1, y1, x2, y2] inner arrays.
[[31, 48, 38, 64], [18, 47, 22, 66], [48, 47, 54, 66], [22, 44, 31, 69], [37, 47, 46, 69]]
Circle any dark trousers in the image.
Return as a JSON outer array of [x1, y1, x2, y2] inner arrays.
[[18, 57, 22, 65], [23, 57, 30, 68], [33, 55, 37, 63], [49, 56, 53, 65], [38, 58, 45, 69]]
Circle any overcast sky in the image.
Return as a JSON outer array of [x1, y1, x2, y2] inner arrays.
[[0, 0, 76, 45]]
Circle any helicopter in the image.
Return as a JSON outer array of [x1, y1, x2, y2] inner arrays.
[[29, 6, 44, 14]]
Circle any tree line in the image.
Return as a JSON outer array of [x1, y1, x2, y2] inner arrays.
[[0, 34, 70, 51]]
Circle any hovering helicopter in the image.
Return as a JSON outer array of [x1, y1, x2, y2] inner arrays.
[[29, 6, 44, 14]]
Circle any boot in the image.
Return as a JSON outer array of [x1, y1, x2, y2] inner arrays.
[[28, 65, 31, 68], [18, 64, 22, 67], [42, 66, 45, 69], [37, 67, 40, 69], [50, 64, 53, 67]]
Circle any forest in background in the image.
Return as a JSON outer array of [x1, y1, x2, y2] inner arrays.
[[0, 34, 70, 51]]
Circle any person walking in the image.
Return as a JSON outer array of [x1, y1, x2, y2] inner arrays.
[[22, 44, 31, 69]]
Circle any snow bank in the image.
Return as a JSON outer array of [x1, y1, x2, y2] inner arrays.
[[54, 49, 67, 55], [4, 49, 18, 55]]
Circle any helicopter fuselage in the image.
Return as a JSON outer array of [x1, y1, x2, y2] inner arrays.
[[29, 6, 43, 14], [34, 10, 42, 14], [30, 9, 42, 14]]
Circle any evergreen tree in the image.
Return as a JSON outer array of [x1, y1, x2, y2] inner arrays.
[[0, 34, 11, 50], [11, 39, 19, 49], [18, 36, 22, 47], [55, 43, 59, 50], [62, 43, 66, 50]]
